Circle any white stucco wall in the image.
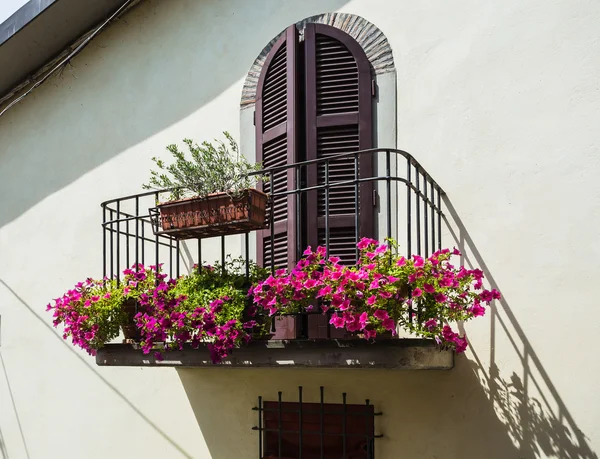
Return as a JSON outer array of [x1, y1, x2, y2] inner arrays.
[[0, 0, 599, 458]]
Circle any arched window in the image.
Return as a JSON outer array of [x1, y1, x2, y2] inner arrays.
[[255, 23, 375, 270]]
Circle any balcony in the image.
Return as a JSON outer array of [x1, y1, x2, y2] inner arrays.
[[96, 148, 453, 369]]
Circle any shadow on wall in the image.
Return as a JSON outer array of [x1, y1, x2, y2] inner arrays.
[[177, 358, 534, 459], [174, 200, 598, 459], [0, 278, 193, 459], [443, 198, 598, 459], [0, 0, 351, 230]]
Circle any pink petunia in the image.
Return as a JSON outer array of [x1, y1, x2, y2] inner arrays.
[[413, 255, 425, 267], [373, 309, 389, 321], [424, 319, 437, 331], [470, 304, 486, 317], [382, 318, 396, 333], [423, 283, 435, 294], [412, 288, 423, 298]]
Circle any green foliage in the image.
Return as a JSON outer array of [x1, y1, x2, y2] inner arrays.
[[172, 257, 271, 336], [142, 132, 265, 202]]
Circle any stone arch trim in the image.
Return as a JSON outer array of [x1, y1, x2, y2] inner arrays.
[[241, 13, 395, 108]]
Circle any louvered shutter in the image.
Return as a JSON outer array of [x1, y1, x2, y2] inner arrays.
[[256, 25, 299, 271], [304, 24, 374, 339], [304, 24, 374, 265]]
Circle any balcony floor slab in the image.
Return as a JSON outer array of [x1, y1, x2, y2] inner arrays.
[[96, 339, 454, 370]]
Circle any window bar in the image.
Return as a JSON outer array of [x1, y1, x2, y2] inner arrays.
[[109, 209, 115, 281], [278, 391, 283, 459], [431, 180, 435, 255], [342, 392, 348, 459], [135, 197, 139, 271], [354, 153, 360, 261], [169, 237, 173, 279], [102, 205, 107, 280], [437, 187, 442, 250], [270, 170, 275, 274], [415, 166, 421, 256], [221, 235, 226, 276], [176, 240, 181, 278], [320, 386, 325, 459], [125, 218, 130, 270], [298, 386, 303, 459], [365, 399, 372, 459], [245, 232, 250, 282], [155, 192, 160, 281], [257, 396, 263, 459], [406, 158, 412, 257], [141, 216, 146, 266], [116, 200, 121, 283], [424, 176, 429, 258], [386, 150, 392, 240], [324, 159, 330, 257], [197, 238, 202, 274], [296, 165, 302, 262]]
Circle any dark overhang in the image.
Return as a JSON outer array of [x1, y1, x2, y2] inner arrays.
[[0, 0, 127, 99]]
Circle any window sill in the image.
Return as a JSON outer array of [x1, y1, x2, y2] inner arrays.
[[95, 339, 454, 370]]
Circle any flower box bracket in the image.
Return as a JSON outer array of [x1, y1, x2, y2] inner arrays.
[[149, 188, 269, 240]]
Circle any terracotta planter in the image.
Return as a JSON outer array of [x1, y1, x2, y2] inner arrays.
[[121, 298, 141, 342], [153, 188, 268, 240]]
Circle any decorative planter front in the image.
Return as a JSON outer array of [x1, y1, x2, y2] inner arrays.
[[150, 188, 268, 240]]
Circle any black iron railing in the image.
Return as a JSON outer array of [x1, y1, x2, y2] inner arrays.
[[101, 148, 445, 337]]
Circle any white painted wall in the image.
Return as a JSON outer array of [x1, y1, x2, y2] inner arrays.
[[0, 0, 598, 458]]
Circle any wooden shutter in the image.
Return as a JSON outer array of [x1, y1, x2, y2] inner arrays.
[[304, 24, 374, 339], [256, 25, 299, 271], [304, 23, 374, 266]]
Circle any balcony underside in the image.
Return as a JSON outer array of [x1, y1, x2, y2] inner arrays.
[[96, 339, 454, 370]]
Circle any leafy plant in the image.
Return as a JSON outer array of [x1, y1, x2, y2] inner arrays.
[[134, 258, 269, 362], [142, 132, 265, 202]]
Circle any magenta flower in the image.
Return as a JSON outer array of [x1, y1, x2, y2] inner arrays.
[[434, 293, 447, 303], [373, 309, 389, 321], [470, 304, 486, 317], [423, 283, 435, 294], [412, 288, 423, 298], [367, 295, 377, 306], [396, 257, 406, 267], [382, 318, 396, 332], [413, 255, 424, 267], [424, 319, 437, 331], [329, 314, 345, 328], [375, 244, 388, 255]]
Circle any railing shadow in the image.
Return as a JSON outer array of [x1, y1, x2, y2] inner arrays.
[[443, 197, 598, 459], [0, 278, 193, 459], [0, 352, 30, 459]]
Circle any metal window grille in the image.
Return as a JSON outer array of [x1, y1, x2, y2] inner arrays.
[[252, 386, 382, 459]]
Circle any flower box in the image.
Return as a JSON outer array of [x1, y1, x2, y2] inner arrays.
[[121, 298, 141, 342], [150, 188, 268, 240]]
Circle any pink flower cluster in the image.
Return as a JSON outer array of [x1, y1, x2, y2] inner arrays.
[[134, 273, 254, 363], [251, 238, 501, 353], [48, 264, 257, 363], [46, 277, 124, 356]]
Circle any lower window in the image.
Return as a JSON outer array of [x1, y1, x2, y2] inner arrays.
[[254, 387, 380, 459]]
